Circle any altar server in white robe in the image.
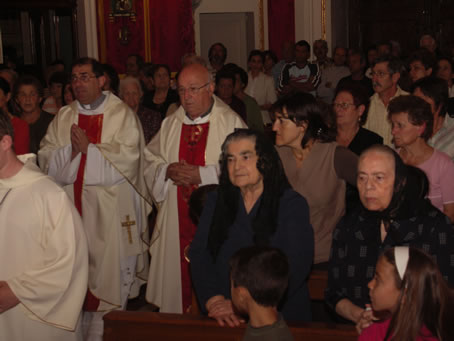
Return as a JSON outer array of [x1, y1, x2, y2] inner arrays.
[[0, 113, 89, 341], [38, 57, 152, 341]]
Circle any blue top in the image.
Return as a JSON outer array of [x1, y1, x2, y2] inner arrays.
[[189, 188, 314, 322]]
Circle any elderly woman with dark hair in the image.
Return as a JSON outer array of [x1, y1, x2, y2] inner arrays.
[[334, 84, 383, 155], [388, 95, 454, 222], [190, 129, 314, 325], [272, 92, 358, 265], [325, 145, 454, 332]]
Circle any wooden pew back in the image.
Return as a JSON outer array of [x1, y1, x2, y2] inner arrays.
[[104, 311, 357, 341]]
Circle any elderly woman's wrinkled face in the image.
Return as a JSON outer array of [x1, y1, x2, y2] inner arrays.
[[121, 82, 142, 112], [358, 150, 395, 211], [226, 138, 263, 192]]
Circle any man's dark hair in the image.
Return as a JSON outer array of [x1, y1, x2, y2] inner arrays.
[[349, 49, 366, 65], [388, 95, 433, 141], [408, 49, 436, 71], [208, 42, 227, 64], [248, 49, 264, 63], [128, 54, 144, 69], [230, 246, 289, 307], [296, 40, 311, 53], [263, 50, 278, 64], [372, 55, 404, 75], [215, 69, 236, 86], [412, 76, 449, 117], [48, 71, 69, 86], [222, 64, 248, 88], [102, 64, 120, 94], [0, 77, 11, 96], [151, 64, 171, 79], [71, 57, 104, 77], [0, 109, 14, 142], [188, 184, 218, 226]]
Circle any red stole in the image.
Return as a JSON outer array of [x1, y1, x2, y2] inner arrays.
[[74, 113, 104, 311], [177, 122, 209, 312]]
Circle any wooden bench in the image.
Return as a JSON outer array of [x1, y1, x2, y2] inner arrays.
[[307, 269, 328, 301], [104, 311, 357, 341], [189, 269, 329, 315]]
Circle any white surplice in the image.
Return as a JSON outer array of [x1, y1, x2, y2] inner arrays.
[[38, 93, 152, 339], [0, 156, 88, 341]]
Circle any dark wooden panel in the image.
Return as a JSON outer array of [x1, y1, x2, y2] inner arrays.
[[0, 0, 76, 9], [103, 311, 358, 341]]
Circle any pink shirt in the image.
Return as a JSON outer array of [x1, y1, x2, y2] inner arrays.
[[418, 149, 454, 211], [359, 319, 438, 341]]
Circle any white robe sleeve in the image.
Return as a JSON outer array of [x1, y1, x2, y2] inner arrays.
[[84, 144, 125, 186], [47, 144, 125, 187], [47, 144, 81, 186], [199, 165, 219, 186]]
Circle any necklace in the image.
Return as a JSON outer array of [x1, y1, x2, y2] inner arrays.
[[0, 189, 12, 206]]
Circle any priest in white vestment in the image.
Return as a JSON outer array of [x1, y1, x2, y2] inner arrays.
[[0, 114, 89, 341], [38, 58, 152, 340], [144, 63, 246, 313]]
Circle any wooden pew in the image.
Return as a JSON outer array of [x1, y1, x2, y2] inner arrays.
[[307, 269, 328, 301], [190, 269, 329, 315], [103, 311, 357, 341]]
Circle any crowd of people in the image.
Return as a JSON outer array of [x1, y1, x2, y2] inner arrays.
[[1, 33, 454, 341]]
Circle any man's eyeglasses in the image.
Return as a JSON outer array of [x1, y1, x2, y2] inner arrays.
[[177, 82, 210, 96], [333, 102, 356, 110], [370, 71, 391, 78], [71, 73, 98, 83]]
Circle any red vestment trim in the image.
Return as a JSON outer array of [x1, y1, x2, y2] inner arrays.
[[177, 122, 209, 312], [74, 113, 104, 312]]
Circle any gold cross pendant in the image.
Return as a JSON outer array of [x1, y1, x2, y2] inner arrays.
[[121, 215, 136, 244]]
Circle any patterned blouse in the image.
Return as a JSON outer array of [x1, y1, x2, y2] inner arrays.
[[136, 105, 162, 144]]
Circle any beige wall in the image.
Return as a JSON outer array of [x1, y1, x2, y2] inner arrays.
[[194, 0, 269, 55]]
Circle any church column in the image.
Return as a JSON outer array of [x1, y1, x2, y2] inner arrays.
[[77, 0, 99, 59], [295, 0, 332, 56]]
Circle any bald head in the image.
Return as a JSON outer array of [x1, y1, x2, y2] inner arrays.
[[177, 64, 215, 119]]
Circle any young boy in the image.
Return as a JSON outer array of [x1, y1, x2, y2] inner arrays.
[[229, 246, 294, 341]]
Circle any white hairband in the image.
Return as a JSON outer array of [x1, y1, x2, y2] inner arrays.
[[394, 246, 409, 280]]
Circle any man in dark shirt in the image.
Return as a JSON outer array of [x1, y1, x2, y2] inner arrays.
[[278, 40, 320, 97], [215, 70, 247, 122], [337, 50, 373, 97]]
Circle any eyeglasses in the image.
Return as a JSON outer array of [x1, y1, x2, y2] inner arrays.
[[71, 73, 98, 83], [370, 71, 391, 78], [177, 82, 210, 96], [333, 102, 356, 110]]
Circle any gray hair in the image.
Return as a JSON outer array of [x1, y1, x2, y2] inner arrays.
[[119, 76, 143, 99]]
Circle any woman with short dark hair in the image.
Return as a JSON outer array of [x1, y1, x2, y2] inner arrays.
[[272, 92, 358, 265], [142, 64, 178, 119]]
